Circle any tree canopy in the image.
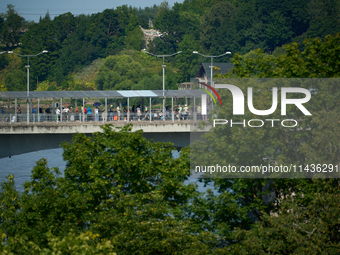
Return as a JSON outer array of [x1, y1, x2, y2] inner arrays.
[[1, 0, 340, 90], [0, 124, 228, 254]]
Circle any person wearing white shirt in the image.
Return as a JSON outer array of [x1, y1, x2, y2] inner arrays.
[[117, 106, 121, 120], [56, 108, 60, 121], [95, 107, 99, 121]]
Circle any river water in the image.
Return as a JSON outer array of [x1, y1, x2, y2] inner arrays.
[[0, 148, 212, 193], [0, 148, 66, 192]]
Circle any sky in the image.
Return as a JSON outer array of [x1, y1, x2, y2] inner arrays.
[[0, 0, 183, 23]]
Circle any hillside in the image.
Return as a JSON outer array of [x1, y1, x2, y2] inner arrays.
[[0, 0, 339, 91]]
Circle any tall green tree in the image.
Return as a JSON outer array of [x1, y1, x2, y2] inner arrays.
[[4, 69, 26, 91], [176, 34, 201, 82], [1, 4, 25, 50], [228, 179, 340, 254], [190, 32, 340, 247], [231, 33, 340, 78], [0, 125, 225, 254], [200, 1, 239, 54], [20, 13, 58, 84], [307, 0, 340, 38], [124, 27, 145, 50]]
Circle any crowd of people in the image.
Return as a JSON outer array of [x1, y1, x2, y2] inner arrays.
[[1, 102, 209, 123]]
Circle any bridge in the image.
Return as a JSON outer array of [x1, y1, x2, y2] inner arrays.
[[0, 89, 211, 158], [0, 121, 210, 159]]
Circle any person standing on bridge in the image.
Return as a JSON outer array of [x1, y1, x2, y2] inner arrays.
[[69, 107, 74, 121], [75, 107, 79, 121], [1, 106, 5, 122], [137, 105, 141, 121], [183, 104, 189, 120], [39, 105, 43, 122], [94, 106, 99, 121], [32, 106, 37, 122], [17, 107, 22, 122], [109, 105, 114, 121], [123, 106, 127, 121], [83, 105, 87, 121], [117, 105, 121, 121], [45, 107, 51, 121], [56, 107, 60, 121], [87, 106, 92, 121], [178, 105, 183, 120], [197, 104, 201, 120], [64, 106, 70, 121]]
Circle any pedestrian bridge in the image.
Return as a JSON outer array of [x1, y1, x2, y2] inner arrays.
[[0, 89, 210, 158], [0, 121, 210, 159]]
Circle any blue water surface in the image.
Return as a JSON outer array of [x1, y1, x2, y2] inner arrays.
[[0, 148, 213, 193]]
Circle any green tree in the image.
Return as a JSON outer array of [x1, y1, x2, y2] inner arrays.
[[190, 32, 340, 248], [4, 69, 26, 91], [307, 0, 340, 39], [176, 34, 201, 82], [231, 33, 340, 78], [95, 54, 143, 90], [124, 27, 145, 50], [265, 11, 293, 51], [1, 4, 25, 50], [95, 50, 179, 90], [228, 179, 340, 254], [20, 13, 58, 84], [0, 125, 225, 254], [132, 74, 163, 90], [200, 1, 239, 54]]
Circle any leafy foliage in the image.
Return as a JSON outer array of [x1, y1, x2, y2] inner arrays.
[[0, 125, 225, 254], [189, 31, 340, 251], [95, 50, 179, 90], [1, 0, 340, 90], [231, 33, 340, 78], [228, 179, 340, 254]]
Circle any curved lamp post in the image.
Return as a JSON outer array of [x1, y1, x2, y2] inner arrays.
[[193, 51, 231, 88], [143, 49, 181, 121], [8, 50, 48, 124]]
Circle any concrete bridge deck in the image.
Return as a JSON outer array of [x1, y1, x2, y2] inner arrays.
[[0, 121, 211, 158], [0, 121, 195, 134]]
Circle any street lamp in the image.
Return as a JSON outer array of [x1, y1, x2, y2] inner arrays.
[[8, 50, 48, 124], [193, 51, 231, 88], [143, 49, 181, 121]]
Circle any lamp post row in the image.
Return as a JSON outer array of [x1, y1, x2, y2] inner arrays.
[[143, 49, 232, 121], [1, 49, 231, 124], [3, 50, 48, 124]]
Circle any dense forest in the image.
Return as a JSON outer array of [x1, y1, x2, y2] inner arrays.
[[0, 0, 340, 91], [0, 0, 340, 254]]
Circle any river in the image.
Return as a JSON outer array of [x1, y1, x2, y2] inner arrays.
[[0, 148, 66, 192], [0, 148, 213, 193]]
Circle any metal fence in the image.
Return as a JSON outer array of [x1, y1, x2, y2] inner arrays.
[[0, 111, 208, 125]]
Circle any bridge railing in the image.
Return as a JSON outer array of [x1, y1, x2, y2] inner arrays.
[[0, 112, 208, 125]]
